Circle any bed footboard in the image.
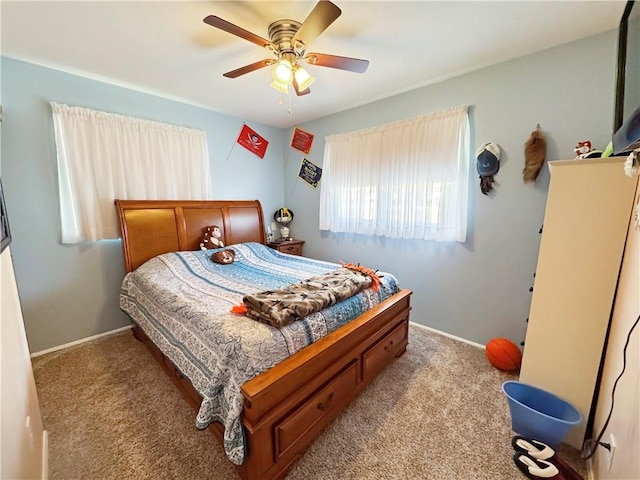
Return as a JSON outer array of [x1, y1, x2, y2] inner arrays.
[[239, 288, 411, 480]]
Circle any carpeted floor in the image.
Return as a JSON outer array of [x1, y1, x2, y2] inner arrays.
[[32, 324, 588, 479]]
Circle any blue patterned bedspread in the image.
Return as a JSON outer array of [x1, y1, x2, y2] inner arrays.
[[119, 242, 399, 465]]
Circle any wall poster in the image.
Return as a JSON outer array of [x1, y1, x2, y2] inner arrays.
[[291, 127, 314, 155], [298, 158, 322, 188]]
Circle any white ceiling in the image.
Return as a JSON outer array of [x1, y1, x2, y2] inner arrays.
[[1, 1, 627, 128]]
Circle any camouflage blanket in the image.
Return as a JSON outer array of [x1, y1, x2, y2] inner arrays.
[[243, 268, 372, 327]]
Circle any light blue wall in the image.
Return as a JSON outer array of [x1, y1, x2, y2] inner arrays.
[[285, 30, 619, 346], [1, 58, 286, 352], [0, 29, 621, 352]]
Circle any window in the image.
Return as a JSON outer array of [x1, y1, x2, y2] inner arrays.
[[319, 105, 469, 242], [51, 103, 211, 244]]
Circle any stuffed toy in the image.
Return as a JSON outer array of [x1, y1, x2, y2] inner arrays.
[[211, 249, 235, 264], [574, 140, 603, 159], [523, 125, 546, 183], [199, 225, 225, 250], [574, 140, 594, 159]]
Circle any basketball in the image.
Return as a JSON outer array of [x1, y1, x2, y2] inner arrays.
[[485, 337, 522, 372]]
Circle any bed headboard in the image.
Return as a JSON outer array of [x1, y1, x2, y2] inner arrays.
[[115, 199, 266, 272]]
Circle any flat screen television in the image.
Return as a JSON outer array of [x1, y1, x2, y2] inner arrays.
[[612, 0, 640, 154]]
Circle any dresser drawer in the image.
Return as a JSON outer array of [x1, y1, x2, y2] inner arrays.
[[363, 321, 408, 382], [267, 240, 305, 256], [277, 243, 302, 256], [274, 360, 359, 458]]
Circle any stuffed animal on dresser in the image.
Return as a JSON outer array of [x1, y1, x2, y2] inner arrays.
[[574, 140, 594, 159], [199, 225, 225, 250]]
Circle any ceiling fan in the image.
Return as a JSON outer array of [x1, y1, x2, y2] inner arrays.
[[203, 0, 369, 96]]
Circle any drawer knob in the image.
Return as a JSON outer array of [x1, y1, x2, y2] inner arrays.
[[286, 246, 294, 251], [383, 340, 395, 352], [317, 392, 334, 411]]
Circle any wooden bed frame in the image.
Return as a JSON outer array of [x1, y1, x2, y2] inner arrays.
[[115, 199, 412, 480]]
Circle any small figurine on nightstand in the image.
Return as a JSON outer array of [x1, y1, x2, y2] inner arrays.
[[274, 208, 294, 241]]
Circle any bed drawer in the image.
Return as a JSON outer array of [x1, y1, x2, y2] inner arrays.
[[363, 321, 408, 382], [274, 360, 359, 458]]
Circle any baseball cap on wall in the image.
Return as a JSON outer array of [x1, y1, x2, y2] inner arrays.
[[476, 142, 501, 176]]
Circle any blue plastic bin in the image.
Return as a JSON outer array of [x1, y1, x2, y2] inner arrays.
[[502, 380, 582, 447]]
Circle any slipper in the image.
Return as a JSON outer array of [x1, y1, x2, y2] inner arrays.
[[511, 436, 584, 480], [512, 436, 556, 460], [513, 452, 566, 479]]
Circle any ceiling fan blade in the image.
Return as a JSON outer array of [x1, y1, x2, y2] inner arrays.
[[223, 59, 275, 79], [293, 78, 311, 96], [304, 53, 369, 73], [291, 1, 341, 49], [204, 15, 276, 50]]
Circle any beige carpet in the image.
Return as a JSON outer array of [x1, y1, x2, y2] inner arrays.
[[32, 325, 587, 479]]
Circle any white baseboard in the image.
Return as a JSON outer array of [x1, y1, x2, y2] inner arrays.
[[30, 325, 133, 358], [41, 430, 48, 480], [33, 323, 481, 357], [409, 321, 485, 349]]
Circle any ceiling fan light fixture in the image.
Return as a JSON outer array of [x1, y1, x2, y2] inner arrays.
[[294, 66, 315, 91], [272, 59, 294, 85], [205, 1, 369, 97], [270, 80, 289, 94]]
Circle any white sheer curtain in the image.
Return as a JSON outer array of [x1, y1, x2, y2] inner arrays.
[[51, 103, 211, 243], [319, 105, 470, 242]]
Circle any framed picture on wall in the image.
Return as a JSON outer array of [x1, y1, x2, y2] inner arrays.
[[1, 178, 11, 253]]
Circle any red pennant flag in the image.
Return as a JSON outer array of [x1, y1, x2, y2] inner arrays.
[[237, 124, 268, 159], [291, 127, 314, 154]]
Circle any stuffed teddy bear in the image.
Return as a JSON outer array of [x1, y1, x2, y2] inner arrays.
[[199, 225, 225, 250]]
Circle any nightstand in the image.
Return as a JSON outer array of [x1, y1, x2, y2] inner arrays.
[[267, 239, 305, 256]]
